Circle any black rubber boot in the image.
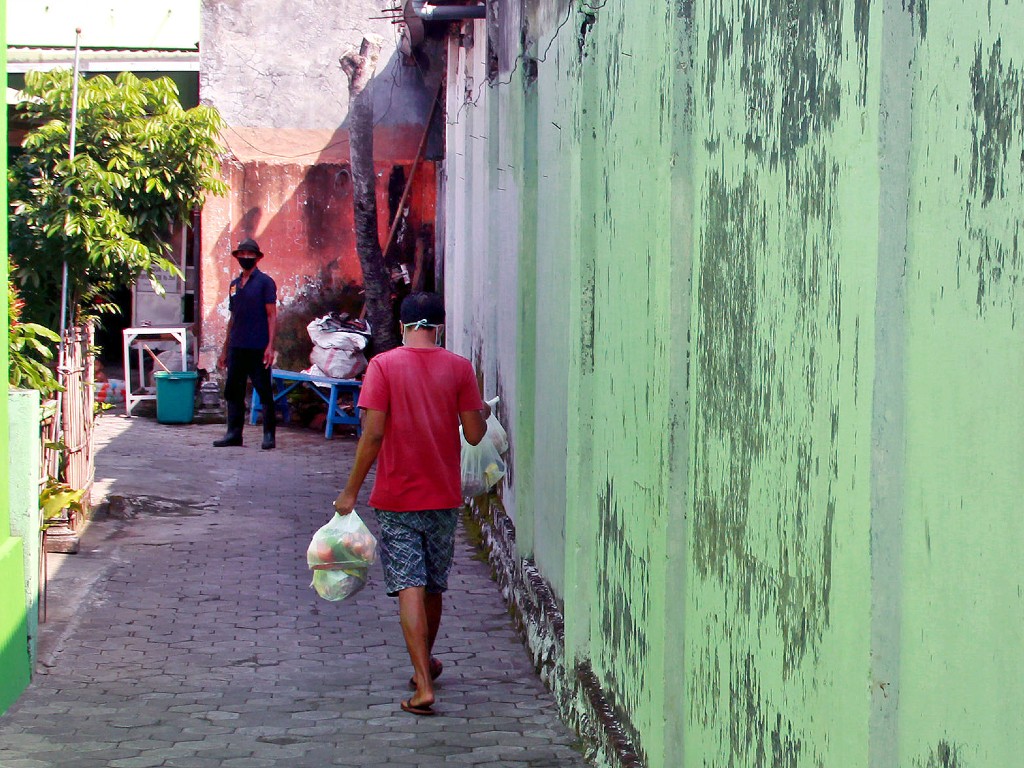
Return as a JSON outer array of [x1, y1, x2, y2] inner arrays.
[[213, 403, 244, 447], [260, 399, 276, 450]]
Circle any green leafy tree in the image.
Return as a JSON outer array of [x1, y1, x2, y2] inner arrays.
[[9, 69, 228, 329], [8, 267, 61, 396]]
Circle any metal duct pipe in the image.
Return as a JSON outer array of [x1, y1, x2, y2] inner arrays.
[[411, 0, 486, 21]]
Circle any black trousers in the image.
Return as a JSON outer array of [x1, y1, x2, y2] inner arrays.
[[223, 348, 275, 431]]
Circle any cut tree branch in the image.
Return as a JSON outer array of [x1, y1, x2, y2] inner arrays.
[[340, 34, 400, 353]]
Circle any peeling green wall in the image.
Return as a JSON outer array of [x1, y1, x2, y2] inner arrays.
[[565, 1, 679, 761], [442, 1, 1024, 766], [686, 0, 876, 764]]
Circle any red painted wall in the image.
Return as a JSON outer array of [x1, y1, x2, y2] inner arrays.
[[198, 125, 436, 368]]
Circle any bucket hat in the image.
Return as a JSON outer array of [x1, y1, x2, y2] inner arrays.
[[232, 238, 263, 257]]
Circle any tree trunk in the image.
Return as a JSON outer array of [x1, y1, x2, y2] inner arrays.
[[340, 35, 400, 353]]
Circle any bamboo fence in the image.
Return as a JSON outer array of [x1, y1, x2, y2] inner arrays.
[[41, 322, 96, 529]]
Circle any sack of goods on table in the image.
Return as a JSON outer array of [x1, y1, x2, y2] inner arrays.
[[303, 314, 371, 380]]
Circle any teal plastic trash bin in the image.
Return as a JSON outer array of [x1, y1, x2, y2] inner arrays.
[[154, 371, 198, 424]]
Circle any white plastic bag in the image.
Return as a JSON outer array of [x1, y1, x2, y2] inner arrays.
[[460, 402, 508, 497], [483, 397, 508, 454], [306, 511, 378, 601], [461, 437, 505, 498]]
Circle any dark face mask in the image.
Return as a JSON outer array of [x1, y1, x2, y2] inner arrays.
[[237, 257, 257, 271]]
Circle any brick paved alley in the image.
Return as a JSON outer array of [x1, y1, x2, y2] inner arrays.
[[0, 414, 589, 768]]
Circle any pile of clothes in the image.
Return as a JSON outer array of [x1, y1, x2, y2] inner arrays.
[[93, 359, 126, 405]]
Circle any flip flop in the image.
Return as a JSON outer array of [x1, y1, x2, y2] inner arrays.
[[401, 698, 436, 717], [408, 657, 443, 690]]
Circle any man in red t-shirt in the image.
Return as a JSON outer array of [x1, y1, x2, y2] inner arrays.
[[333, 292, 489, 716]]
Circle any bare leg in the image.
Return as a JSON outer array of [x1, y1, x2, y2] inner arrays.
[[425, 592, 442, 654], [399, 586, 434, 707]]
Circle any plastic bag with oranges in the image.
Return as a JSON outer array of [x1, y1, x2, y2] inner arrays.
[[306, 511, 378, 601]]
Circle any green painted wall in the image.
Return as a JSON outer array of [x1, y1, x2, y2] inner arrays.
[[1, 0, 33, 715], [565, 3, 678, 762], [8, 390, 42, 667], [525, 1, 578, 602], [686, 0, 876, 764], [898, 2, 1024, 765], [443, 1, 1024, 766]]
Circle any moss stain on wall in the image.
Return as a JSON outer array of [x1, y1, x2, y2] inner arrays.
[[917, 740, 962, 768], [595, 478, 650, 763], [965, 38, 1024, 317]]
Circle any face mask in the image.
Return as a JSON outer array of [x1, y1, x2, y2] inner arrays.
[[402, 321, 444, 347], [237, 257, 257, 271]]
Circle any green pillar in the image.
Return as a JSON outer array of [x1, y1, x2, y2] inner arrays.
[[9, 390, 41, 666], [0, 0, 32, 714], [0, 448, 31, 713]]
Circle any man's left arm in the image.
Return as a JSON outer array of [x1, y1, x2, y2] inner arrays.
[[460, 409, 487, 446], [457, 361, 490, 445], [333, 408, 386, 516], [263, 302, 277, 368]]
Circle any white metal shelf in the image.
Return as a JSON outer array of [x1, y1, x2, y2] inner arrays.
[[121, 327, 192, 416]]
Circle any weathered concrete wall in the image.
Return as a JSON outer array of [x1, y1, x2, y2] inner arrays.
[[198, 0, 440, 365], [442, 1, 1024, 767], [201, 0, 428, 131]]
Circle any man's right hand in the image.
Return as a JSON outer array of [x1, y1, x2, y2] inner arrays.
[[217, 349, 228, 370], [333, 489, 357, 516]]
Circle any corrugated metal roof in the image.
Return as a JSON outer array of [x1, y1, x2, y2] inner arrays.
[[7, 46, 199, 73]]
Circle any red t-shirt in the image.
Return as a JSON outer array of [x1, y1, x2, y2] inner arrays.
[[358, 346, 484, 511]]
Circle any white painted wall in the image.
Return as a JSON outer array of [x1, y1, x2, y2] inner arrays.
[[443, 23, 521, 525]]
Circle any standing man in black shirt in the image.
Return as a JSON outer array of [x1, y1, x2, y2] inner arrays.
[[213, 238, 278, 450]]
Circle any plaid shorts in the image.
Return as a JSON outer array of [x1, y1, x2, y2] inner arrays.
[[374, 508, 459, 596]]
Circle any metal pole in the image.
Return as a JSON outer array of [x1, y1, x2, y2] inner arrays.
[[57, 28, 82, 350], [54, 28, 82, 465]]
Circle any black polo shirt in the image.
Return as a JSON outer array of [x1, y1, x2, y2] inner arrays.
[[227, 268, 277, 349]]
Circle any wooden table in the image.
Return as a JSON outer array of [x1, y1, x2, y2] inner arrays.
[[250, 369, 363, 438]]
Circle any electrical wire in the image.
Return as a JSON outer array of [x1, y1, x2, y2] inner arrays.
[[217, 1, 609, 158], [444, 0, 610, 128], [222, 123, 351, 161]]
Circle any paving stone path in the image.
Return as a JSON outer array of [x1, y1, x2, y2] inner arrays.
[[0, 414, 589, 768]]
